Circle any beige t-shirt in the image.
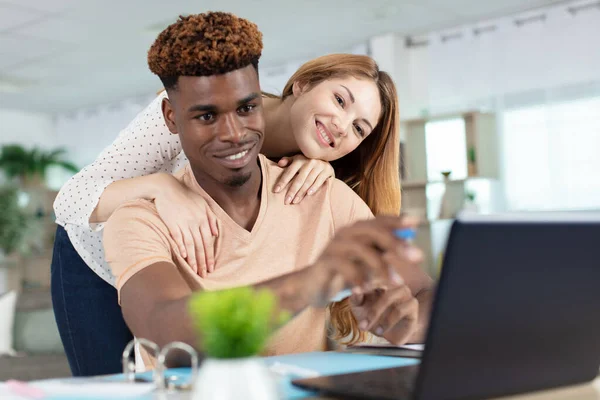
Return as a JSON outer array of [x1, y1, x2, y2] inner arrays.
[[104, 154, 374, 356]]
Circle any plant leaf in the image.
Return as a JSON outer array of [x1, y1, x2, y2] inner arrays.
[[0, 186, 29, 254], [188, 287, 291, 359], [0, 144, 78, 180]]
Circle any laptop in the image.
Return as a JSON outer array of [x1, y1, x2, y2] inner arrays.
[[293, 212, 600, 399]]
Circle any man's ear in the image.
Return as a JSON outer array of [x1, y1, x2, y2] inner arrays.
[[292, 80, 308, 98], [161, 97, 178, 135]]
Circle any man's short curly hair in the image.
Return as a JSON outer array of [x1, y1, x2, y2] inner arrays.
[[148, 12, 263, 90]]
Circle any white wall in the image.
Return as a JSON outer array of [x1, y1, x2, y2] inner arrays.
[[368, 0, 600, 215], [6, 1, 599, 189], [4, 1, 598, 177], [50, 42, 369, 176], [369, 0, 600, 119], [53, 93, 157, 169], [0, 109, 56, 148], [259, 42, 369, 96]]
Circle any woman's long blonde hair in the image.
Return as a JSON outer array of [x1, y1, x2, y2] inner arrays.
[[277, 54, 401, 215], [276, 54, 402, 345]]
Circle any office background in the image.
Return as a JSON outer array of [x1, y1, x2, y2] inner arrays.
[[0, 0, 599, 380]]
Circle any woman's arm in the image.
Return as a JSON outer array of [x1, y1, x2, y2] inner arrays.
[[53, 92, 181, 230], [53, 92, 219, 274], [90, 174, 170, 224]]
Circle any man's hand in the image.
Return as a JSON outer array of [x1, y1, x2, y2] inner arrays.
[[310, 216, 423, 306], [349, 284, 419, 345]]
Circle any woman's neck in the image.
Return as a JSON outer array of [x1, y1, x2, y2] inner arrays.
[[262, 96, 301, 158]]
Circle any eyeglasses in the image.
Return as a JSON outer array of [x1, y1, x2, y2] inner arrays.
[[122, 338, 199, 391]]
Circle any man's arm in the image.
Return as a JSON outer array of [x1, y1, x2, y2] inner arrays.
[[328, 179, 435, 342], [119, 217, 418, 357], [120, 260, 327, 351], [105, 201, 333, 355]]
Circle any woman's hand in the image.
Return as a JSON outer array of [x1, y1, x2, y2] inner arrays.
[[153, 174, 219, 277], [274, 155, 334, 205]]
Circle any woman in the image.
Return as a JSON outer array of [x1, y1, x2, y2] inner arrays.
[[51, 53, 401, 376]]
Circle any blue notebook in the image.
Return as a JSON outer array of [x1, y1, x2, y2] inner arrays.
[[265, 352, 419, 399], [10, 352, 418, 399], [135, 352, 418, 399]]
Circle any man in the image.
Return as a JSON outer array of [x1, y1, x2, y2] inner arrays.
[[103, 12, 433, 361]]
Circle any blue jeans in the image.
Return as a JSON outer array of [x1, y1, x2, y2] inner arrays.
[[51, 225, 133, 376]]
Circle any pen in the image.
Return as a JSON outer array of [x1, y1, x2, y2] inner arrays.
[[394, 228, 416, 242], [389, 228, 416, 284]]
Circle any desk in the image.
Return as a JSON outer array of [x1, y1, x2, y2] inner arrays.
[[492, 379, 600, 400], [312, 380, 600, 400], [2, 352, 599, 400], [307, 381, 600, 400], [275, 351, 600, 400]]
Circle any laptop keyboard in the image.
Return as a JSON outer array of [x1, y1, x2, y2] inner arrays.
[[340, 365, 419, 398]]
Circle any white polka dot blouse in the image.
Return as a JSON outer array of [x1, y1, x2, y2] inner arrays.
[[53, 91, 188, 286]]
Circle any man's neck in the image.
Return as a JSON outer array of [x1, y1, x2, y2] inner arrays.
[[190, 159, 263, 231]]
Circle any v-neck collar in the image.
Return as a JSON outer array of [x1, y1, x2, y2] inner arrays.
[[183, 155, 268, 242]]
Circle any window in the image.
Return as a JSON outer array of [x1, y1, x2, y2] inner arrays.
[[502, 96, 600, 211], [425, 118, 467, 182]]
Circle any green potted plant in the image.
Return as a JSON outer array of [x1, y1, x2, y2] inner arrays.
[[463, 190, 479, 213], [0, 144, 79, 186], [0, 186, 29, 257], [0, 144, 78, 219], [188, 286, 290, 400], [467, 146, 477, 176], [0, 186, 30, 292]]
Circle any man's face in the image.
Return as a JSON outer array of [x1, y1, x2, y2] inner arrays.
[[163, 65, 265, 187]]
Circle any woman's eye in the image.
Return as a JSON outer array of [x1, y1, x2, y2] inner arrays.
[[335, 95, 345, 108], [354, 124, 364, 137]]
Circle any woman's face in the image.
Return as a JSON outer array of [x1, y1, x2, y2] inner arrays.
[[289, 76, 382, 161]]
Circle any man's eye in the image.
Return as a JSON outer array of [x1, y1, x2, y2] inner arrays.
[[239, 104, 255, 113], [197, 113, 214, 121], [335, 95, 345, 108]]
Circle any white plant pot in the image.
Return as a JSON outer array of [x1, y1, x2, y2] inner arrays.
[[0, 254, 23, 294], [462, 202, 479, 214], [192, 357, 281, 400]]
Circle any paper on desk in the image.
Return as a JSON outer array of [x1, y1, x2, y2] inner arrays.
[[353, 343, 425, 351], [401, 344, 424, 351], [0, 385, 24, 400], [0, 379, 155, 399]]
